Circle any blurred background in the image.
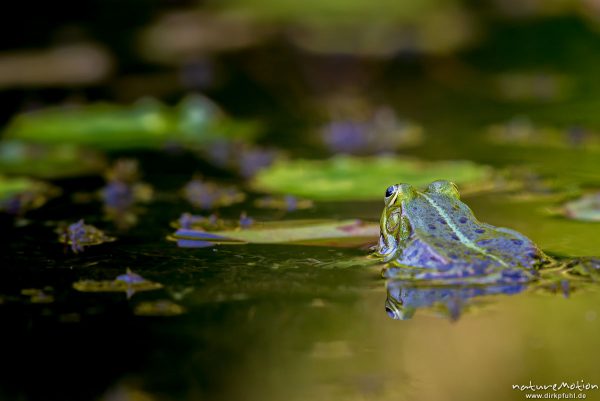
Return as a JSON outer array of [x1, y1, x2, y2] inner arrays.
[[4, 0, 600, 142]]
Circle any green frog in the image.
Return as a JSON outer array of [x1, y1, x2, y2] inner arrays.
[[374, 180, 552, 284]]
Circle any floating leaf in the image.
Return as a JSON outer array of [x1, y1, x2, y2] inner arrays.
[[3, 95, 259, 151], [168, 219, 379, 247], [0, 176, 59, 214], [251, 156, 491, 201], [560, 193, 600, 222]]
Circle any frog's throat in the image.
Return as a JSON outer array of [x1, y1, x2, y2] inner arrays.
[[378, 206, 403, 261], [419, 192, 510, 268]]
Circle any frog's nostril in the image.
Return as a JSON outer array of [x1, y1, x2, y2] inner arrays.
[[385, 185, 397, 197]]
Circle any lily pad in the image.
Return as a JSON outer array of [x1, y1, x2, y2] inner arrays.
[[168, 219, 379, 247], [0, 141, 106, 179], [251, 156, 491, 201], [560, 193, 600, 222], [3, 95, 259, 151], [0, 176, 59, 214]]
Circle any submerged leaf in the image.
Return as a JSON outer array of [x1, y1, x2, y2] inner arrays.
[[251, 156, 491, 201]]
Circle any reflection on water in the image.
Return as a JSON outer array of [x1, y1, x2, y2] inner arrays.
[[385, 280, 528, 321]]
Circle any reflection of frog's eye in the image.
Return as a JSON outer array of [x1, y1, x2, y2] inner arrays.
[[385, 306, 397, 319], [385, 185, 397, 198]]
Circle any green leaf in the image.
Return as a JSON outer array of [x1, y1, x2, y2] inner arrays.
[[3, 95, 259, 151], [251, 156, 492, 201], [169, 219, 379, 246]]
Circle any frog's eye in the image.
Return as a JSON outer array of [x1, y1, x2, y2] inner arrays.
[[385, 185, 398, 198], [426, 180, 460, 199]]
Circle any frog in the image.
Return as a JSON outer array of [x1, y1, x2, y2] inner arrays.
[[373, 180, 552, 284]]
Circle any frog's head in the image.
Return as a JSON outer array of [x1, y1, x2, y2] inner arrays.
[[377, 183, 417, 261]]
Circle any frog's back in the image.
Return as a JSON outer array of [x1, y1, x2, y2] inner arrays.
[[390, 189, 545, 281], [420, 191, 546, 268]]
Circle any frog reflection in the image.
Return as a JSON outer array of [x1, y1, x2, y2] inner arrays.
[[385, 280, 527, 321]]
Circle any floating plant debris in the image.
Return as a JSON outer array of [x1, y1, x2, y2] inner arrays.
[[170, 212, 256, 247], [183, 177, 245, 209], [252, 156, 491, 201], [238, 211, 254, 228], [21, 288, 54, 304], [492, 72, 572, 102], [100, 159, 153, 229], [73, 269, 163, 298], [175, 212, 226, 230], [0, 176, 59, 214], [201, 141, 279, 178], [254, 195, 313, 211], [58, 219, 116, 253], [560, 193, 600, 222], [487, 117, 600, 150], [134, 300, 186, 317], [320, 106, 423, 155]]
